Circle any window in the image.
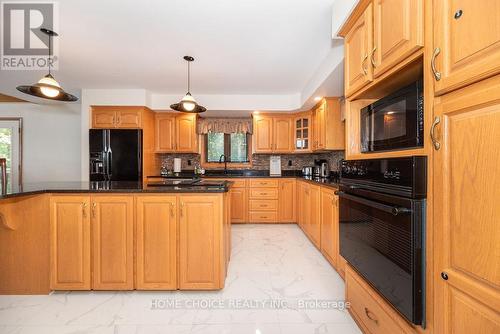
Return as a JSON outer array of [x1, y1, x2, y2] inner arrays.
[[205, 132, 249, 163]]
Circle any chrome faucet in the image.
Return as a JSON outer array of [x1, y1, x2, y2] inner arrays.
[[219, 154, 228, 174]]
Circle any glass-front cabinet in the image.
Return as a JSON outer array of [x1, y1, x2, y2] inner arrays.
[[294, 112, 312, 152]]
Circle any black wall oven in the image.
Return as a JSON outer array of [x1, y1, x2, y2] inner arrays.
[[338, 157, 426, 326], [361, 80, 424, 153]]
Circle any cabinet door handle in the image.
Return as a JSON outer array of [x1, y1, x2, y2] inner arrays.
[[91, 202, 97, 218], [370, 46, 377, 68], [170, 203, 175, 217], [364, 307, 379, 324], [82, 203, 87, 218], [362, 53, 368, 75], [430, 116, 441, 150], [431, 47, 441, 81]]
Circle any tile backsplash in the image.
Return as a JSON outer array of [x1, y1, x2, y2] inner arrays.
[[155, 151, 345, 174]]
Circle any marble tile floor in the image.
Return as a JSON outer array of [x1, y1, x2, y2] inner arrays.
[[0, 224, 361, 334]]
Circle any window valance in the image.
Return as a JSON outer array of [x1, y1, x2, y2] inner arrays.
[[197, 118, 253, 134]]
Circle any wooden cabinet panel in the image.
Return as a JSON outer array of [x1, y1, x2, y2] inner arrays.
[[433, 76, 500, 333], [314, 103, 326, 149], [433, 0, 500, 95], [344, 3, 373, 97], [136, 196, 177, 290], [372, 0, 423, 78], [92, 110, 116, 128], [249, 179, 279, 188], [294, 113, 313, 152], [248, 188, 278, 199], [320, 188, 338, 268], [230, 188, 247, 223], [302, 183, 311, 237], [278, 179, 296, 222], [308, 184, 321, 248], [176, 114, 197, 153], [91, 196, 134, 290], [274, 117, 293, 152], [50, 196, 91, 290], [155, 114, 176, 152], [296, 181, 305, 229], [253, 116, 273, 153], [117, 110, 142, 128], [346, 265, 414, 334], [178, 195, 222, 289]]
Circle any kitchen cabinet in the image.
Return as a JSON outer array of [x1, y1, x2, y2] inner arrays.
[[344, 3, 373, 97], [296, 181, 306, 229], [136, 196, 177, 290], [155, 113, 198, 153], [248, 178, 279, 223], [372, 0, 423, 78], [320, 188, 338, 268], [91, 107, 143, 129], [308, 184, 321, 248], [178, 195, 223, 289], [294, 112, 313, 152], [230, 188, 247, 223], [432, 0, 500, 95], [252, 114, 293, 153], [312, 98, 345, 151], [278, 179, 296, 222], [433, 75, 500, 334], [49, 196, 91, 290], [91, 196, 134, 290]]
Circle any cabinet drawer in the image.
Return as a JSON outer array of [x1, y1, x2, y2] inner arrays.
[[346, 265, 412, 334], [249, 188, 278, 199], [249, 200, 278, 211], [230, 179, 246, 188], [248, 211, 278, 222], [249, 179, 279, 188]]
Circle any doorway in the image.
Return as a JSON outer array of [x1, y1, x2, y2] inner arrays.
[[0, 118, 22, 192]]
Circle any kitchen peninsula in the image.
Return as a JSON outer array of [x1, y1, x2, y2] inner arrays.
[[0, 181, 232, 294]]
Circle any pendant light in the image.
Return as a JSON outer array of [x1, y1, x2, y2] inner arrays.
[[170, 56, 206, 113], [16, 28, 78, 102]]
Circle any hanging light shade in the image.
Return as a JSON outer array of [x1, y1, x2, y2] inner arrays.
[[16, 28, 78, 102], [170, 56, 206, 113]]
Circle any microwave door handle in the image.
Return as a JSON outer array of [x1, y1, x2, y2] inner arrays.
[[336, 191, 412, 216]]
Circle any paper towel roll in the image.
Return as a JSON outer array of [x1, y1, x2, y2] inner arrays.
[[173, 158, 182, 173]]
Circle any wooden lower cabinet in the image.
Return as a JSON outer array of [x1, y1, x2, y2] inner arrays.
[[308, 184, 321, 248], [346, 264, 415, 334], [230, 188, 247, 223], [136, 196, 177, 290], [178, 195, 223, 290], [320, 188, 338, 268], [50, 196, 91, 290], [92, 196, 134, 290], [433, 75, 500, 333], [278, 179, 296, 222]]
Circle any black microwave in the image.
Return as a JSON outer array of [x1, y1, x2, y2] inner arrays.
[[360, 80, 424, 153]]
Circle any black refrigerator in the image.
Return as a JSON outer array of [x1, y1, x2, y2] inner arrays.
[[89, 129, 142, 181]]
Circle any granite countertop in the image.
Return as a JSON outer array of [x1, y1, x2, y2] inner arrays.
[[148, 170, 340, 189], [0, 180, 232, 200]]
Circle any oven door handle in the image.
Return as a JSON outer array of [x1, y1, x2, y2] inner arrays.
[[336, 191, 412, 216]]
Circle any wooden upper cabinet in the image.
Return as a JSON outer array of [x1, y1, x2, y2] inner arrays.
[[91, 107, 143, 129], [344, 3, 373, 97], [91, 196, 134, 290], [320, 188, 338, 268], [176, 114, 198, 153], [433, 76, 500, 334], [155, 114, 176, 152], [136, 196, 177, 290], [278, 179, 296, 222], [50, 196, 91, 290], [311, 99, 345, 151], [294, 113, 312, 152], [178, 195, 222, 290], [273, 117, 293, 152], [432, 0, 500, 95], [253, 115, 274, 153], [372, 0, 423, 78]]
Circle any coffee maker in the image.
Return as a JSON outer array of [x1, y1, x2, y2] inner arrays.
[[314, 159, 329, 178]]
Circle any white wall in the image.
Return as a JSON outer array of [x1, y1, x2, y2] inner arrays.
[[0, 102, 82, 183]]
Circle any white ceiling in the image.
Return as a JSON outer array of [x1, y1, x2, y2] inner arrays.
[[0, 0, 357, 114]]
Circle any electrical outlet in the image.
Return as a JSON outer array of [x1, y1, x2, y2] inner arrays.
[[187, 160, 192, 166], [288, 160, 292, 166]]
